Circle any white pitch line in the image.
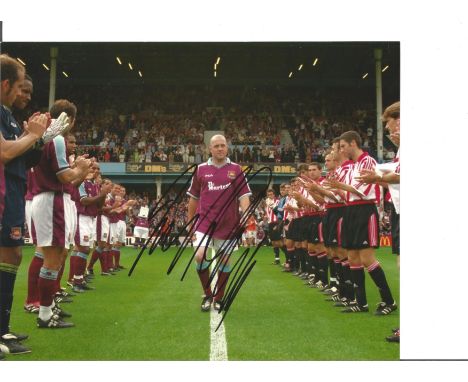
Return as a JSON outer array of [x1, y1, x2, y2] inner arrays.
[[209, 250, 228, 361]]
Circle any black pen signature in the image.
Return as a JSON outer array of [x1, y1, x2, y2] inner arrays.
[[128, 164, 197, 276], [128, 162, 272, 331]]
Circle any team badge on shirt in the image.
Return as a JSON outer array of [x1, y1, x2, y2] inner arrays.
[[10, 227, 22, 240], [227, 171, 236, 179], [83, 235, 89, 242]]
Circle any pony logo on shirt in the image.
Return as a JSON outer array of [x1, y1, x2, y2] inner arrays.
[[10, 227, 22, 240], [227, 171, 236, 179]]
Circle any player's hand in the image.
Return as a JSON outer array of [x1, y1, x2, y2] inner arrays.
[[76, 154, 90, 160], [75, 156, 92, 172], [45, 112, 52, 127], [322, 178, 340, 189], [356, 169, 380, 184], [290, 190, 301, 200], [304, 181, 318, 192], [27, 112, 41, 123], [24, 113, 48, 140]]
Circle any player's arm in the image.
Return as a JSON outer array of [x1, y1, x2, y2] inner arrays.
[[109, 200, 123, 214], [69, 156, 95, 187], [100, 205, 113, 213], [0, 114, 48, 164], [283, 203, 299, 212], [306, 181, 339, 200], [239, 194, 250, 215], [120, 199, 137, 211], [309, 190, 326, 205], [81, 194, 106, 206], [57, 156, 92, 185], [186, 166, 201, 231], [187, 196, 199, 231], [81, 183, 111, 206], [355, 169, 400, 185], [113, 199, 136, 213], [290, 191, 319, 211], [322, 178, 363, 197]]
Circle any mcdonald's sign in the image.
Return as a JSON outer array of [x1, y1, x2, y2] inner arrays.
[[380, 235, 392, 247]]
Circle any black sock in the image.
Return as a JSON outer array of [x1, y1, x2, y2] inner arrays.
[[350, 266, 367, 306], [341, 260, 355, 301], [286, 248, 294, 267], [317, 253, 329, 284], [329, 258, 337, 287], [281, 246, 288, 259], [335, 259, 344, 297], [0, 265, 18, 336], [307, 252, 315, 275], [294, 249, 300, 272], [300, 248, 307, 273], [290, 248, 296, 271], [312, 254, 319, 277], [273, 247, 280, 260], [368, 263, 394, 305]]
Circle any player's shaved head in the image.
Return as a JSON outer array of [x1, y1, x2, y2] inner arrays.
[[209, 134, 228, 164], [209, 134, 227, 146]]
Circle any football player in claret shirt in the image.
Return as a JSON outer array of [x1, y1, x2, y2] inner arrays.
[[324, 130, 396, 315], [31, 100, 93, 329], [0, 54, 48, 356], [105, 184, 123, 273], [133, 199, 150, 248], [187, 135, 251, 312], [70, 162, 111, 292], [111, 186, 136, 270], [87, 178, 113, 275]]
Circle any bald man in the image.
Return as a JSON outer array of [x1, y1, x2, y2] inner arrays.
[[187, 135, 252, 312]]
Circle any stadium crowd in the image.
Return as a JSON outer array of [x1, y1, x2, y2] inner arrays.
[[39, 85, 386, 165]]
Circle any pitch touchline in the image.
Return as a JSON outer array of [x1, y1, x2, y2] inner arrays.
[[209, 251, 228, 361]]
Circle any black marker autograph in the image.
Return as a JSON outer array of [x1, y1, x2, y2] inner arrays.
[[128, 162, 272, 331]]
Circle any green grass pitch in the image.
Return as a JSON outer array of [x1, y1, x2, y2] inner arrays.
[[7, 245, 399, 361]]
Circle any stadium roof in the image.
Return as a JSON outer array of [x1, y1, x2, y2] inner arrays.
[[1, 41, 399, 88]]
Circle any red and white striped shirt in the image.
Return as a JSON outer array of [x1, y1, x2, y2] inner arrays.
[[337, 160, 354, 182], [324, 160, 353, 204], [265, 197, 279, 223], [283, 195, 297, 221], [345, 152, 381, 203], [394, 149, 400, 174], [307, 181, 325, 212]]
